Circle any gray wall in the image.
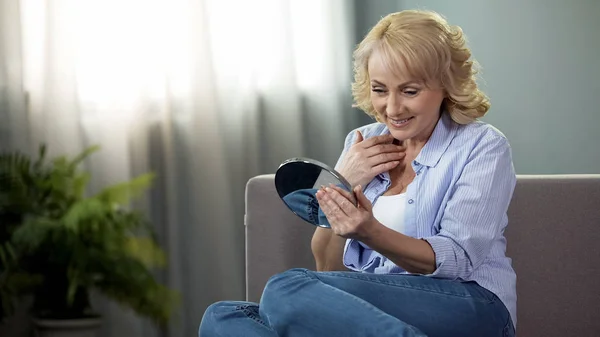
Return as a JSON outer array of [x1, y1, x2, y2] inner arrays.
[[351, 0, 600, 174]]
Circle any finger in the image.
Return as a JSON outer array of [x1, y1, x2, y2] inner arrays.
[[353, 130, 364, 145], [315, 190, 334, 218], [324, 187, 355, 215], [327, 184, 359, 210], [327, 184, 354, 202], [370, 160, 401, 176], [367, 152, 406, 167], [358, 134, 394, 149], [365, 143, 406, 157], [316, 188, 349, 219], [354, 185, 373, 212]]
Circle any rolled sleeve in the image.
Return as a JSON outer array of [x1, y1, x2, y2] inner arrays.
[[343, 239, 380, 272], [421, 134, 516, 280], [422, 235, 462, 278]]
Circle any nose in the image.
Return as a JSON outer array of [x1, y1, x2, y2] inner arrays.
[[385, 92, 403, 116]]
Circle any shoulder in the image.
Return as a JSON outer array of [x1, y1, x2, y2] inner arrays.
[[436, 119, 515, 178], [432, 119, 516, 193], [454, 120, 512, 153]]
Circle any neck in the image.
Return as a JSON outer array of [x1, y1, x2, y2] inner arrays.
[[400, 113, 441, 153], [401, 127, 435, 154], [402, 138, 428, 154]]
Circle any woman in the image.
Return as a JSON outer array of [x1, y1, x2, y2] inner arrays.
[[200, 9, 516, 337]]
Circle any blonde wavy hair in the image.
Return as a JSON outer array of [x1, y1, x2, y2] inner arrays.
[[352, 10, 490, 124]]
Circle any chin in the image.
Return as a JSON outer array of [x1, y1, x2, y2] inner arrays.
[[387, 129, 413, 142]]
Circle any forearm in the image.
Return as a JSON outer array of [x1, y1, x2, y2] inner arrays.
[[361, 224, 436, 274], [311, 228, 348, 271]]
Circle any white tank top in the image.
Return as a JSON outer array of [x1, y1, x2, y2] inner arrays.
[[372, 193, 406, 234]]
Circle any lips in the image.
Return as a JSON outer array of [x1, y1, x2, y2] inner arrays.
[[388, 116, 414, 127]]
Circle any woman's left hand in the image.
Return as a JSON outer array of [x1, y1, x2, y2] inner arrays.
[[315, 184, 379, 240]]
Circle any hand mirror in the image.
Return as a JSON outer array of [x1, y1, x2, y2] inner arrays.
[[274, 157, 356, 228]]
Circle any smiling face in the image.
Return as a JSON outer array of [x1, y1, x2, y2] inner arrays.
[[368, 47, 445, 145], [353, 10, 491, 136]]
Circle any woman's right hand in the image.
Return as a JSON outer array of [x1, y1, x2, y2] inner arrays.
[[337, 131, 406, 188]]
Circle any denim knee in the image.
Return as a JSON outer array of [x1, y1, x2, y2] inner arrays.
[[262, 268, 312, 298], [199, 301, 224, 336], [260, 268, 315, 328], [199, 301, 243, 337]]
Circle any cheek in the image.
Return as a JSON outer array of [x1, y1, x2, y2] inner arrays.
[[412, 96, 443, 117], [370, 94, 386, 114]]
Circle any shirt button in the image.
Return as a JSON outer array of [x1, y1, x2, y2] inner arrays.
[[408, 199, 414, 204]]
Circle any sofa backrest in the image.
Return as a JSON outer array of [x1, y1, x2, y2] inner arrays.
[[245, 174, 600, 336]]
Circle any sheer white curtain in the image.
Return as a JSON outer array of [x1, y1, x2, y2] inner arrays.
[[0, 0, 355, 336]]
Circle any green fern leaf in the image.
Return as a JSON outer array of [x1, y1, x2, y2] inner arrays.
[[68, 146, 100, 172], [72, 172, 91, 199], [61, 199, 106, 233], [12, 217, 59, 252], [124, 237, 166, 268], [95, 173, 155, 205]]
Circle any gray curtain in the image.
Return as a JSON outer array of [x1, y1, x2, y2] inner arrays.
[[0, 0, 359, 336], [0, 0, 28, 154]]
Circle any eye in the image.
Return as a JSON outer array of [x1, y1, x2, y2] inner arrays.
[[403, 88, 419, 96], [371, 87, 386, 95]]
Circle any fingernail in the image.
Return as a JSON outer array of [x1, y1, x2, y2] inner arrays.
[[325, 187, 331, 192]]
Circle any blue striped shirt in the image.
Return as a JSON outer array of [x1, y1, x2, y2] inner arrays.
[[336, 112, 517, 326]]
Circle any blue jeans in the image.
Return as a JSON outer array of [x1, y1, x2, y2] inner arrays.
[[199, 268, 515, 337]]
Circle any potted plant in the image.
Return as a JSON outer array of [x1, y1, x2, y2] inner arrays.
[[0, 145, 178, 337]]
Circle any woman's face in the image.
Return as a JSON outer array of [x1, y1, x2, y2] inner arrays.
[[368, 48, 445, 144]]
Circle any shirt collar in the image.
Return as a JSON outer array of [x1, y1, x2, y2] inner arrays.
[[415, 112, 458, 167]]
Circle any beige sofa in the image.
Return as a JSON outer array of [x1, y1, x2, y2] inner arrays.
[[245, 174, 600, 336]]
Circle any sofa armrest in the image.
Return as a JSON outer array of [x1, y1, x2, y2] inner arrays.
[[245, 174, 316, 302]]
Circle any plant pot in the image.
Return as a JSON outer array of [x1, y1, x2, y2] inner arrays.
[[32, 317, 101, 337]]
